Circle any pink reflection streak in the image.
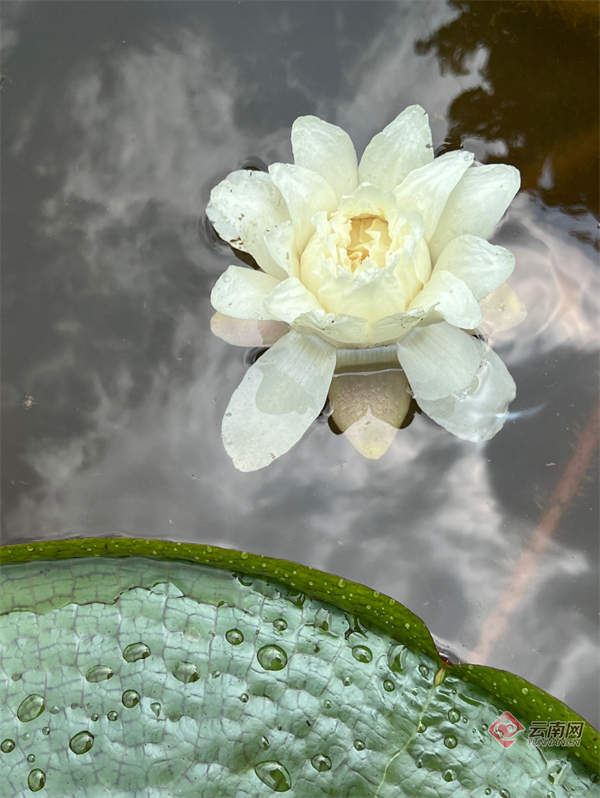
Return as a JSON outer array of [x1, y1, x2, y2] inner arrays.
[[469, 402, 600, 664]]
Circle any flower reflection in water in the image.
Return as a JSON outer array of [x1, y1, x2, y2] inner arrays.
[[207, 106, 526, 471]]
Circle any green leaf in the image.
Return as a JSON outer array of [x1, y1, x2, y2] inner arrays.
[[1, 538, 598, 797]]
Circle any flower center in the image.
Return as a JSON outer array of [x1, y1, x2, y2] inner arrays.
[[346, 215, 391, 272]]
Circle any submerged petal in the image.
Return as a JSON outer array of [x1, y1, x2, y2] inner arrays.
[[222, 332, 336, 471], [478, 283, 528, 334], [340, 407, 400, 459], [358, 105, 433, 192], [428, 163, 521, 263], [207, 170, 290, 279], [330, 351, 410, 458], [418, 339, 516, 441], [394, 150, 474, 240], [396, 323, 480, 401], [210, 312, 289, 347], [210, 265, 280, 320], [269, 163, 339, 252], [292, 116, 359, 203], [433, 234, 515, 301], [410, 270, 482, 329]]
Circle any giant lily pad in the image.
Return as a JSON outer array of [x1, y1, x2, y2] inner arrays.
[[0, 538, 598, 796]]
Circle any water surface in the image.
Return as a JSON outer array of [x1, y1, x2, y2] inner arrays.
[[1, 0, 598, 729]]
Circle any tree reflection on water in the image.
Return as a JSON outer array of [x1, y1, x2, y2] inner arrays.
[[416, 0, 599, 235]]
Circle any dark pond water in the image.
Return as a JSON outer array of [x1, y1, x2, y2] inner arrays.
[[1, 0, 598, 731]]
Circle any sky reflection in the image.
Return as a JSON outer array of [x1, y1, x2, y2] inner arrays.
[[2, 1, 598, 728]]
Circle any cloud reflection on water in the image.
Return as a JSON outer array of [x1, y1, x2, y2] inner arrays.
[[2, 1, 597, 727]]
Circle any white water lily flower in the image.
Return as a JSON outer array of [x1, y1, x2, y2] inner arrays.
[[207, 105, 524, 471]]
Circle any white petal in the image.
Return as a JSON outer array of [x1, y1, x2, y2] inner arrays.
[[207, 170, 290, 279], [269, 163, 339, 252], [410, 237, 432, 285], [396, 323, 480, 400], [393, 254, 425, 304], [393, 150, 474, 240], [210, 312, 290, 347], [409, 270, 482, 329], [292, 310, 369, 347], [332, 268, 408, 324], [222, 332, 336, 471], [368, 307, 429, 346], [210, 265, 280, 320], [358, 105, 433, 192], [428, 163, 521, 263], [263, 277, 323, 323], [418, 339, 516, 441], [337, 182, 397, 218], [291, 116, 359, 203], [433, 234, 515, 301], [478, 283, 528, 334], [264, 221, 300, 278]]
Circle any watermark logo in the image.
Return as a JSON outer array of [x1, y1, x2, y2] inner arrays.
[[528, 721, 584, 747], [488, 711, 525, 748], [488, 713, 584, 748]]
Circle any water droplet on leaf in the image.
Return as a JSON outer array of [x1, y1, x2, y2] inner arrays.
[[257, 645, 288, 671], [27, 754, 36, 763], [254, 760, 292, 792], [418, 665, 429, 678], [107, 711, 118, 722], [448, 708, 461, 723], [311, 753, 332, 772], [239, 694, 249, 703], [0, 739, 15, 753], [123, 642, 151, 663], [444, 735, 458, 749], [17, 694, 45, 722], [443, 770, 456, 782], [42, 727, 50, 736], [85, 665, 114, 683], [383, 679, 395, 692], [353, 740, 365, 751], [226, 629, 244, 645], [172, 661, 200, 683], [273, 619, 287, 632], [150, 703, 161, 717], [387, 644, 405, 673], [122, 690, 140, 709], [351, 645, 372, 664], [69, 730, 94, 755], [27, 769, 46, 792]]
